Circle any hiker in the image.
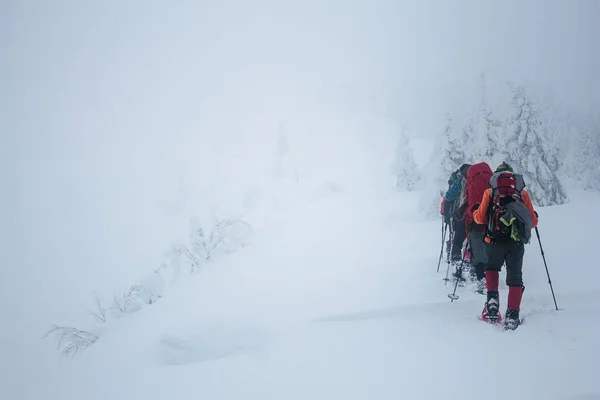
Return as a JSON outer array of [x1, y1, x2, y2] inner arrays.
[[472, 162, 538, 330], [445, 164, 471, 276], [441, 169, 460, 225], [463, 162, 493, 294], [440, 169, 460, 262]]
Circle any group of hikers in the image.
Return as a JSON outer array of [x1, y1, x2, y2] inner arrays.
[[440, 161, 538, 330]]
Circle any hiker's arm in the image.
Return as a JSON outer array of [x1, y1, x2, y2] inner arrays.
[[473, 189, 491, 225], [522, 191, 538, 228]]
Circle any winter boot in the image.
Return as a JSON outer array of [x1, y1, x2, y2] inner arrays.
[[475, 279, 486, 295], [504, 286, 524, 330], [452, 262, 466, 281], [469, 268, 477, 281], [504, 309, 520, 330], [482, 290, 502, 324]]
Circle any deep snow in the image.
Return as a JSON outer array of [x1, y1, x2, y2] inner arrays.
[[8, 190, 600, 400]]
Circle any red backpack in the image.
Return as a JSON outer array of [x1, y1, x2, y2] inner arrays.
[[464, 162, 493, 225]]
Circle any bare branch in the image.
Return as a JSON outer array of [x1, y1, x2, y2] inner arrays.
[[87, 291, 107, 323]]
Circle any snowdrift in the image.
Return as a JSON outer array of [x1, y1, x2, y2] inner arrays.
[[15, 191, 600, 400]]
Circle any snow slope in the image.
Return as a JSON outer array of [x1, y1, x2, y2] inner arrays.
[[17, 190, 600, 400]]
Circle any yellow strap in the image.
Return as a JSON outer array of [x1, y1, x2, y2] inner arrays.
[[499, 216, 516, 226]]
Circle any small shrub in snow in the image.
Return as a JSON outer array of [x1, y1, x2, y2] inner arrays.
[[192, 216, 252, 261], [43, 326, 99, 358], [87, 291, 107, 324], [168, 215, 252, 274], [109, 285, 162, 319], [46, 285, 160, 356], [47, 213, 251, 357]]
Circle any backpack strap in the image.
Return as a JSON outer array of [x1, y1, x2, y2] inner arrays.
[[514, 173, 526, 191]]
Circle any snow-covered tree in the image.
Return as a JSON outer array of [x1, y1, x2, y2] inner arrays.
[[503, 83, 567, 206], [465, 74, 503, 165], [589, 119, 600, 189], [481, 108, 503, 162], [419, 115, 469, 218], [568, 113, 600, 191], [459, 113, 475, 162], [440, 114, 468, 175], [392, 127, 420, 191]]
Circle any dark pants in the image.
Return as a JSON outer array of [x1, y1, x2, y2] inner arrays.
[[451, 219, 466, 262], [485, 241, 525, 287], [469, 229, 487, 280]]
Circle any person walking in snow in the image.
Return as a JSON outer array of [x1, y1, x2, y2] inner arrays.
[[463, 162, 493, 294], [441, 169, 461, 224], [472, 162, 538, 330], [444, 164, 471, 279]]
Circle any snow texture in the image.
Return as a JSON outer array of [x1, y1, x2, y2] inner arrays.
[[17, 191, 600, 400]]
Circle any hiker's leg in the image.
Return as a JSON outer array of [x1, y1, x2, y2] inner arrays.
[[469, 230, 487, 280], [484, 243, 504, 292], [506, 242, 525, 310], [505, 242, 524, 287], [451, 219, 466, 261]]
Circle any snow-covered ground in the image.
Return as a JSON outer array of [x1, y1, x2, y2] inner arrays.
[[7, 188, 599, 400]]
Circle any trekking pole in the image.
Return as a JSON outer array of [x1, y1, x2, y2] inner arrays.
[[534, 218, 559, 310], [448, 260, 463, 302], [443, 250, 452, 284], [437, 219, 448, 273], [447, 218, 454, 263]]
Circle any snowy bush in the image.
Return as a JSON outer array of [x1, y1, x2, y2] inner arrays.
[[87, 291, 107, 323], [45, 284, 161, 356], [167, 215, 252, 274], [109, 285, 162, 319], [43, 326, 99, 358], [46, 213, 252, 358]]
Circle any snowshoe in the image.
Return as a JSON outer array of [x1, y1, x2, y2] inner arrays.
[[504, 309, 521, 330], [481, 303, 502, 324], [481, 291, 502, 324]]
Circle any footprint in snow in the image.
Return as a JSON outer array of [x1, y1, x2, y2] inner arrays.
[[158, 323, 275, 366]]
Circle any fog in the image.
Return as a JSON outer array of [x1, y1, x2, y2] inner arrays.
[[1, 0, 598, 351]]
